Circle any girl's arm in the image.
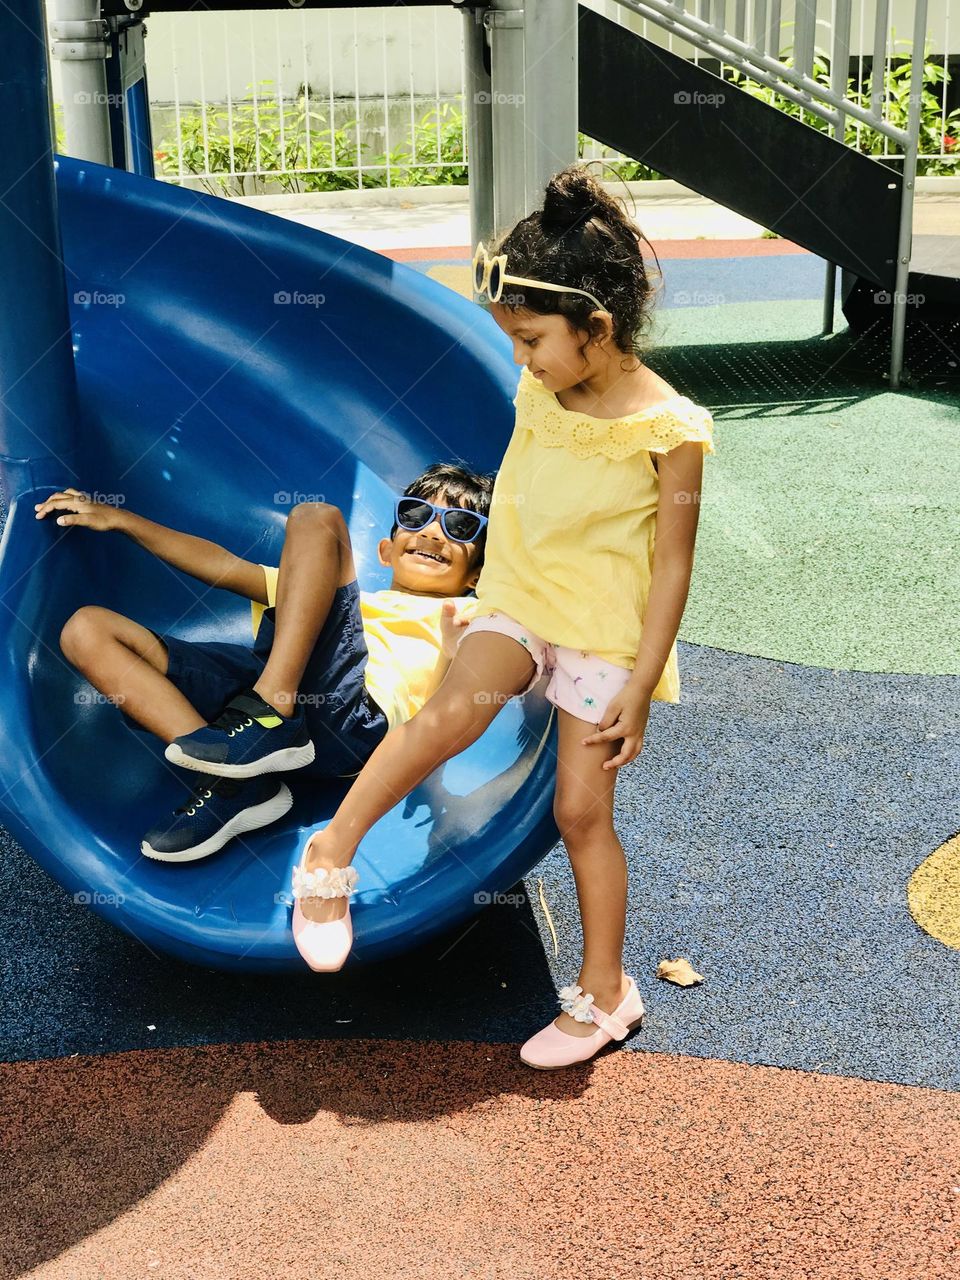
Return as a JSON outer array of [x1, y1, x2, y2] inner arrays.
[[628, 441, 705, 692]]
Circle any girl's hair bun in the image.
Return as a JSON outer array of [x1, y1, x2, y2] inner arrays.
[[493, 161, 662, 367], [541, 165, 604, 235]]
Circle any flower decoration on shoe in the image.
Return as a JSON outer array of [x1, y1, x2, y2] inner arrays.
[[290, 862, 360, 973], [558, 984, 596, 1024], [291, 862, 359, 901]]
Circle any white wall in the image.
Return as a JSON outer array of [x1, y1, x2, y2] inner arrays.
[[48, 2, 957, 108], [141, 5, 465, 104]]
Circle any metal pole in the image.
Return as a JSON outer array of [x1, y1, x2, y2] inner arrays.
[[887, 0, 927, 390], [484, 0, 579, 237], [0, 0, 80, 500], [822, 0, 853, 336], [462, 2, 494, 255], [485, 3, 527, 236], [50, 0, 112, 165], [521, 0, 577, 213]]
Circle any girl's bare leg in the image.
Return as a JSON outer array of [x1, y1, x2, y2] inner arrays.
[[253, 502, 356, 717], [550, 707, 632, 1038], [298, 631, 537, 923], [59, 607, 205, 742]]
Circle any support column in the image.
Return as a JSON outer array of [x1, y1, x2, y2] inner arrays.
[[521, 0, 578, 211], [50, 0, 112, 166], [485, 3, 526, 236], [821, 0, 853, 337], [461, 2, 494, 257], [887, 0, 928, 390], [0, 0, 80, 500], [484, 0, 579, 237]]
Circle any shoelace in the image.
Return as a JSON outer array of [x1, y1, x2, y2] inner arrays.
[[174, 776, 244, 817], [210, 703, 256, 733]]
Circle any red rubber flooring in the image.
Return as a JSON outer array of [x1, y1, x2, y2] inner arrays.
[[4, 1041, 957, 1279]]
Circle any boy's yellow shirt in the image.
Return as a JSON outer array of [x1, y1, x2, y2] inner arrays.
[[252, 565, 479, 732]]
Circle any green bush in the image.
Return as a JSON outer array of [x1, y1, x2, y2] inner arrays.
[[367, 102, 468, 187], [155, 82, 462, 194]]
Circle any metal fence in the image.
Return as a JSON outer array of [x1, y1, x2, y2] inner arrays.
[[151, 4, 468, 194], [48, 2, 960, 194]]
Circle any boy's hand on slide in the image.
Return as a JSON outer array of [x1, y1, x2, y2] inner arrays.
[[34, 487, 127, 533], [581, 683, 652, 771], [439, 599, 473, 659]]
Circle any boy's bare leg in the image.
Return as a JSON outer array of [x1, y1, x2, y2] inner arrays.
[[296, 632, 537, 923], [253, 503, 356, 718], [59, 607, 206, 742], [58, 504, 352, 741]]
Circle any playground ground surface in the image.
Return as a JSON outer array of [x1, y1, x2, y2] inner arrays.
[[1, 191, 958, 1279]]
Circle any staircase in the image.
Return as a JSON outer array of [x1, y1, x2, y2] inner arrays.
[[577, 0, 954, 389]]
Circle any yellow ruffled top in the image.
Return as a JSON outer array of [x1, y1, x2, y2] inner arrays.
[[471, 365, 715, 702]]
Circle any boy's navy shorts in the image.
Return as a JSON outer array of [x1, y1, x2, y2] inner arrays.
[[130, 579, 389, 779]]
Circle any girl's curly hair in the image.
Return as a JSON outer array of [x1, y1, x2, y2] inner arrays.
[[489, 161, 663, 371]]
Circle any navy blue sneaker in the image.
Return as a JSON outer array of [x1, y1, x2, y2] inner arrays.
[[141, 774, 293, 862], [164, 688, 316, 778]]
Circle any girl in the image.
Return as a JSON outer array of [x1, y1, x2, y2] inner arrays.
[[291, 162, 715, 1070]]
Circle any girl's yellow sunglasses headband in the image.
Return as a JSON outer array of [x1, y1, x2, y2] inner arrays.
[[471, 242, 610, 316]]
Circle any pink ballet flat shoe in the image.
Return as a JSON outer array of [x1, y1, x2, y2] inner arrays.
[[290, 857, 359, 972], [519, 976, 645, 1070]]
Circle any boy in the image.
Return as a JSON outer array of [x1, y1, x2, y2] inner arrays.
[[42, 463, 493, 862]]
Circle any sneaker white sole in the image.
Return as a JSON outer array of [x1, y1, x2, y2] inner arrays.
[[140, 782, 294, 862], [163, 740, 316, 778]]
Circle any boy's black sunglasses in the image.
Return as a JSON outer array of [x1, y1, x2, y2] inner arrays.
[[393, 495, 488, 544]]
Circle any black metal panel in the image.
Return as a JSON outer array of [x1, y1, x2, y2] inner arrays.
[[103, 24, 128, 169], [578, 5, 901, 289]]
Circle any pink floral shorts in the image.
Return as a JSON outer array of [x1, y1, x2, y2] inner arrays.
[[456, 609, 633, 725]]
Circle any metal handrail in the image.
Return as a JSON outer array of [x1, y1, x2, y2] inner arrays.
[[614, 0, 911, 144]]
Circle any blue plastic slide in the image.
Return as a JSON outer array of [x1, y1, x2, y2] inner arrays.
[[0, 155, 559, 972]]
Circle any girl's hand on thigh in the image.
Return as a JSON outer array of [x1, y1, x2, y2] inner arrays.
[[580, 684, 652, 770]]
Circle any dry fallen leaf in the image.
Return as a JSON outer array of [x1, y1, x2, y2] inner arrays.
[[656, 957, 705, 987]]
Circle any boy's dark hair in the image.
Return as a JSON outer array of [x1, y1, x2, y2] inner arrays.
[[390, 462, 496, 572], [490, 161, 663, 370]]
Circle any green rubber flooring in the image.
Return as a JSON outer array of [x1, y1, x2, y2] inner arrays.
[[651, 299, 960, 675]]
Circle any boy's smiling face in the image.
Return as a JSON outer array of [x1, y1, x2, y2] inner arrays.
[[378, 493, 482, 598]]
